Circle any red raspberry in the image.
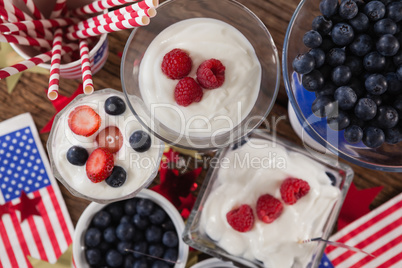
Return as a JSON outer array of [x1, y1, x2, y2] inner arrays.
[[174, 77, 203, 107], [280, 177, 310, 205], [161, 48, 192, 79], [226, 204, 254, 232], [196, 59, 225, 89], [256, 194, 283, 223]]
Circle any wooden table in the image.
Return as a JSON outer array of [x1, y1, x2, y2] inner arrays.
[[0, 0, 401, 234]]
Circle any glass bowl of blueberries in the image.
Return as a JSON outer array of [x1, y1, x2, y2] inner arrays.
[[73, 189, 189, 268], [283, 0, 402, 171]]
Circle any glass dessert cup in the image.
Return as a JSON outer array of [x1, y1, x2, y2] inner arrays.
[[121, 0, 280, 151], [282, 0, 402, 172], [73, 189, 189, 268], [183, 130, 353, 268], [47, 88, 164, 203]]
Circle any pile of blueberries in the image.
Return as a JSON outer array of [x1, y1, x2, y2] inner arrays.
[[292, 0, 402, 148], [84, 197, 180, 268]]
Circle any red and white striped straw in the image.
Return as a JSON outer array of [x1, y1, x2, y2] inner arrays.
[[65, 16, 150, 40], [0, 43, 78, 80], [0, 33, 52, 48], [21, 0, 45, 20], [0, 0, 32, 22], [50, 0, 66, 19], [68, 8, 156, 32], [72, 0, 158, 16], [0, 17, 80, 34], [47, 28, 63, 100], [79, 39, 94, 95]]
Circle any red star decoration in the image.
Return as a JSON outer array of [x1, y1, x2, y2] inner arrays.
[[337, 182, 383, 230], [13, 192, 42, 222], [0, 202, 14, 219], [40, 84, 84, 133]]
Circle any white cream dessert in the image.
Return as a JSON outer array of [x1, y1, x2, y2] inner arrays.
[[139, 18, 261, 137], [200, 138, 341, 267], [50, 90, 161, 200]]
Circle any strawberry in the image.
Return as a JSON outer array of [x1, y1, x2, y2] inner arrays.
[[86, 148, 114, 183], [256, 194, 283, 223], [68, 105, 101, 137], [226, 204, 254, 232], [95, 126, 123, 153]]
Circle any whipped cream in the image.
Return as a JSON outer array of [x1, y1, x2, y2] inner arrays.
[[200, 138, 341, 267], [50, 90, 162, 201], [139, 18, 261, 137]]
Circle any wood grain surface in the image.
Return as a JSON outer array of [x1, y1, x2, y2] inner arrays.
[[0, 0, 401, 230]]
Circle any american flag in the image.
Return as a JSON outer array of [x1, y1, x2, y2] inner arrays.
[[325, 192, 402, 268], [0, 113, 74, 268]]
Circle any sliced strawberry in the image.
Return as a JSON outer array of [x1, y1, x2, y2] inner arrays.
[[96, 126, 123, 153], [86, 148, 114, 183], [68, 105, 101, 137]]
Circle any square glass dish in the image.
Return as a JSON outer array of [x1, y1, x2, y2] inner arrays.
[[183, 130, 353, 268]]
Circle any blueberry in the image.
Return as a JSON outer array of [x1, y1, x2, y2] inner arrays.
[[105, 166, 127, 188], [85, 248, 102, 266], [105, 96, 126, 115], [385, 127, 402, 144], [162, 231, 178, 248], [117, 241, 133, 255], [363, 1, 386, 21], [149, 208, 167, 225], [133, 214, 150, 229], [92, 210, 112, 229], [106, 249, 124, 267], [332, 65, 352, 86], [129, 130, 152, 152], [339, 0, 358, 19], [120, 215, 132, 224], [66, 146, 88, 166], [308, 48, 325, 68], [319, 0, 339, 17], [393, 50, 402, 67], [394, 97, 402, 116], [303, 30, 322, 48], [363, 127, 385, 148], [387, 2, 402, 22], [292, 53, 315, 74], [152, 261, 170, 268], [163, 248, 178, 263], [374, 106, 399, 129], [136, 198, 155, 216], [344, 56, 363, 76], [312, 96, 336, 118], [105, 203, 124, 221], [98, 241, 112, 253], [348, 34, 372, 57], [133, 258, 149, 268], [334, 86, 357, 110], [327, 110, 351, 131], [397, 66, 402, 81], [363, 52, 386, 72], [145, 225, 163, 243], [374, 18, 397, 36], [103, 226, 117, 243], [312, 15, 333, 35], [365, 74, 387, 95], [326, 48, 345, 67], [365, 94, 383, 107], [344, 125, 363, 144], [302, 70, 325, 91], [124, 199, 138, 216], [148, 244, 165, 258], [162, 220, 175, 231], [325, 171, 337, 186], [116, 222, 135, 241], [133, 241, 148, 258], [355, 98, 377, 121], [331, 23, 354, 46], [376, 34, 400, 57], [316, 82, 336, 97], [124, 255, 136, 268], [385, 73, 402, 95], [348, 13, 369, 32]]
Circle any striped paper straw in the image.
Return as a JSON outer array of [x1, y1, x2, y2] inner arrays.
[[0, 33, 52, 48], [0, 43, 78, 80], [72, 0, 158, 16], [50, 0, 66, 19], [79, 40, 94, 95], [21, 0, 45, 20], [0, 0, 32, 22], [47, 28, 63, 100], [0, 18, 80, 34], [65, 16, 150, 40], [68, 8, 156, 32]]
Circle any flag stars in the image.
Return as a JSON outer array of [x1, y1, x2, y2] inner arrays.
[[22, 135, 27, 140], [5, 136, 10, 141], [15, 132, 20, 137]]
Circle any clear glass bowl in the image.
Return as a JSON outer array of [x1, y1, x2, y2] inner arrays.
[[282, 0, 402, 172], [46, 88, 164, 203], [121, 0, 280, 151], [183, 130, 353, 268]]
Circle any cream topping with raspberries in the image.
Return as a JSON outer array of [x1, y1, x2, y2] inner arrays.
[[200, 138, 341, 267], [50, 90, 162, 201], [139, 18, 261, 137]]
